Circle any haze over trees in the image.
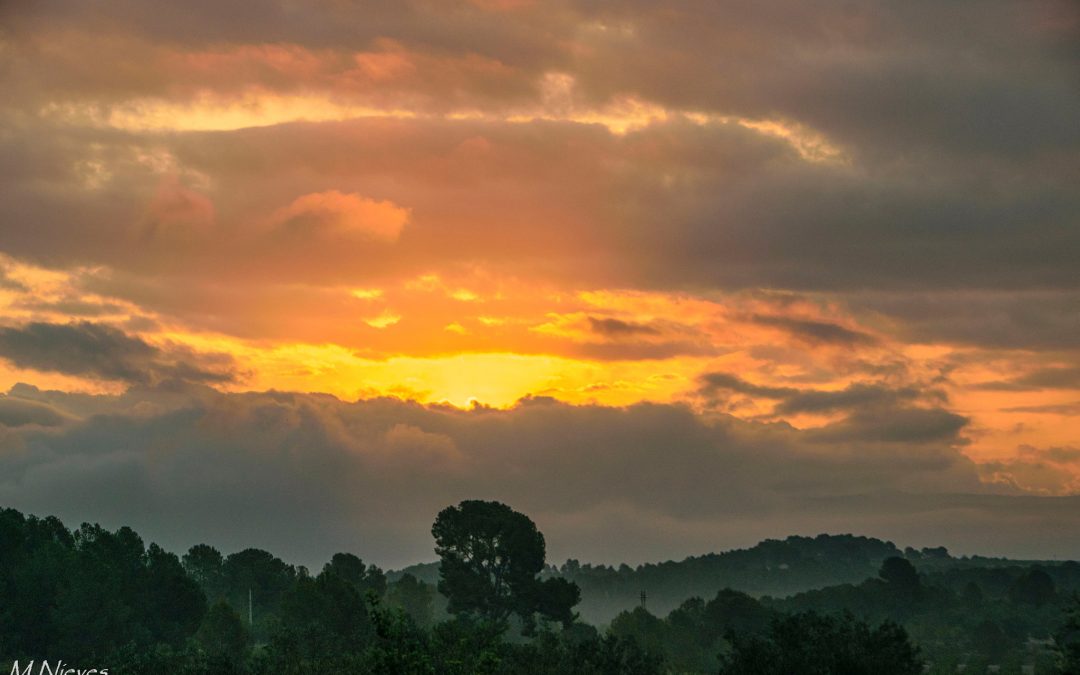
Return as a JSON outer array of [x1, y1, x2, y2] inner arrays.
[[1, 502, 1078, 674]]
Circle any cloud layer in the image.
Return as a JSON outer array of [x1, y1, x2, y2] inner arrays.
[[0, 0, 1077, 563], [6, 384, 1079, 568]]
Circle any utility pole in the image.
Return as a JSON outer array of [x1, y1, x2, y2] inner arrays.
[[640, 589, 647, 610], [248, 588, 253, 626]]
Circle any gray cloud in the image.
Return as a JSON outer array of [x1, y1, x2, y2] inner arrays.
[[0, 386, 1033, 569], [750, 314, 878, 347], [975, 366, 1080, 393], [696, 373, 964, 447], [698, 372, 798, 400], [776, 383, 925, 416], [845, 290, 1080, 351], [1016, 366, 1080, 390], [0, 0, 1076, 300], [587, 316, 661, 337], [0, 396, 69, 427], [806, 406, 968, 445], [1002, 402, 1080, 416], [0, 321, 239, 386], [698, 373, 937, 418]]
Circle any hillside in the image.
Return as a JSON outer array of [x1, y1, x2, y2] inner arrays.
[[393, 533, 1045, 625]]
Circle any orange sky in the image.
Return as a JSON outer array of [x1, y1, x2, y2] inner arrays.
[[0, 0, 1078, 563]]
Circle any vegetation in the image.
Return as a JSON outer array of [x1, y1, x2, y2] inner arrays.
[[432, 500, 579, 634], [1, 503, 1078, 674]]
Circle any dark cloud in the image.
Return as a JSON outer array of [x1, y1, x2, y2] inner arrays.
[[0, 107, 1075, 303], [0, 396, 69, 427], [1015, 366, 1080, 390], [975, 366, 1080, 393], [0, 386, 1036, 569], [698, 372, 936, 419], [587, 316, 660, 337], [5, 0, 1076, 166], [0, 0, 1076, 298], [845, 291, 1080, 350], [775, 383, 924, 415], [750, 314, 877, 347], [807, 406, 968, 445], [0, 321, 238, 386], [13, 297, 127, 317], [1002, 402, 1080, 416], [698, 372, 798, 400], [573, 340, 719, 362]]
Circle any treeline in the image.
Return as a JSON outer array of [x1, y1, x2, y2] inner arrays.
[[560, 533, 908, 622], [606, 555, 1080, 673], [768, 557, 1080, 672], [397, 533, 994, 624], [2, 503, 1079, 674]]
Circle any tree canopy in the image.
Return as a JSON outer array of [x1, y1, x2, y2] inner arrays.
[[432, 500, 580, 633]]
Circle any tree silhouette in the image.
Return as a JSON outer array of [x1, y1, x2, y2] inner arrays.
[[719, 611, 921, 675], [879, 556, 920, 593], [1057, 594, 1080, 675], [1008, 568, 1055, 606], [432, 500, 579, 633]]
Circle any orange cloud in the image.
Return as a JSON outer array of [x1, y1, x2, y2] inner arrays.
[[266, 190, 409, 243]]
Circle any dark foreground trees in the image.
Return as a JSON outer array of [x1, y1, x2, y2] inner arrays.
[[1059, 594, 1080, 675], [8, 502, 1079, 675], [718, 610, 922, 675], [432, 500, 580, 634]]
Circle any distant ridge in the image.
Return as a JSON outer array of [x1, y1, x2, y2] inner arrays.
[[390, 533, 1046, 624]]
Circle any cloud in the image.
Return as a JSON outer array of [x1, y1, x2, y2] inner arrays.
[[775, 383, 924, 416], [696, 373, 960, 445], [0, 268, 28, 292], [698, 372, 798, 400], [980, 445, 1080, 494], [975, 366, 1080, 393], [0, 322, 238, 386], [1002, 402, 1080, 416], [806, 406, 968, 445], [266, 190, 409, 243], [844, 290, 1080, 350], [0, 396, 69, 427], [698, 373, 933, 416], [0, 385, 1074, 568], [0, 0, 1077, 566], [587, 316, 660, 337], [750, 314, 878, 347], [1015, 367, 1080, 390]]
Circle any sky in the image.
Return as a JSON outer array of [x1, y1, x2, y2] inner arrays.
[[0, 0, 1078, 569]]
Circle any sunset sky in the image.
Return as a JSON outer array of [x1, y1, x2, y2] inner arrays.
[[0, 0, 1078, 567]]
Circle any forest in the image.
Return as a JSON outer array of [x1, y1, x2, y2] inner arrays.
[[2, 500, 1079, 675]]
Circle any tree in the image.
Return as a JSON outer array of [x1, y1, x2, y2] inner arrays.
[[608, 607, 669, 656], [718, 611, 921, 675], [387, 573, 436, 628], [432, 500, 579, 633], [960, 581, 984, 607], [197, 600, 249, 665], [971, 619, 1008, 661], [1056, 594, 1080, 675], [221, 548, 296, 638], [322, 552, 387, 597], [704, 588, 773, 640], [183, 543, 226, 600], [879, 556, 921, 593], [1008, 568, 1055, 607]]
